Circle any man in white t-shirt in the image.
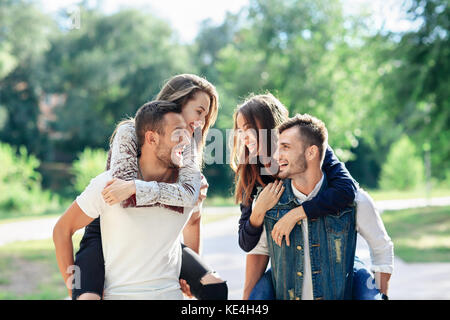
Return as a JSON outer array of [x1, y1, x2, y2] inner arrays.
[[53, 101, 199, 300]]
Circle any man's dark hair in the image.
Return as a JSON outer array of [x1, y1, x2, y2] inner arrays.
[[278, 113, 328, 163], [135, 100, 182, 149]]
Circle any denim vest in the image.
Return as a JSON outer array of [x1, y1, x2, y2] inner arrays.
[[262, 175, 357, 300]]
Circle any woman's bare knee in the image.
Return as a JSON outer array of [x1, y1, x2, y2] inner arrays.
[[77, 293, 101, 300], [200, 272, 225, 285]]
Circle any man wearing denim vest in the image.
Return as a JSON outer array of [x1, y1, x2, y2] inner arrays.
[[252, 114, 357, 300]]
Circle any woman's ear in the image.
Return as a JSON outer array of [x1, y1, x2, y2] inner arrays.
[[145, 130, 159, 146]]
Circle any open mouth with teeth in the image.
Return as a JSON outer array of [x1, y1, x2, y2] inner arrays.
[[278, 161, 288, 170]]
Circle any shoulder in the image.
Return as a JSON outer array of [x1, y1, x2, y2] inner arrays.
[[116, 121, 136, 138], [355, 188, 376, 209], [87, 171, 112, 191]]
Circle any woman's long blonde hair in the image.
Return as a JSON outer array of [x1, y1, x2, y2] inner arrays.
[[110, 74, 219, 156], [230, 93, 289, 206]]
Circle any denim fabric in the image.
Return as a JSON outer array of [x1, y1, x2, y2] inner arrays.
[[238, 146, 358, 253], [352, 256, 382, 300], [262, 176, 357, 300], [250, 257, 381, 300], [249, 269, 275, 300]]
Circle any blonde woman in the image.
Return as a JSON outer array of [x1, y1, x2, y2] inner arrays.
[[70, 74, 227, 300]]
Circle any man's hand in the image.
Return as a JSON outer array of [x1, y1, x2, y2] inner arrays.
[[102, 178, 136, 206], [377, 272, 391, 296], [179, 279, 193, 298], [271, 206, 306, 247]]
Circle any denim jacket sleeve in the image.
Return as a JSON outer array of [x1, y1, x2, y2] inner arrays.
[[238, 202, 264, 252], [302, 145, 358, 219]]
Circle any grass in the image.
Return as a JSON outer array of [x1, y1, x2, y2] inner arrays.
[[367, 187, 450, 201], [382, 205, 450, 262], [0, 235, 82, 300]]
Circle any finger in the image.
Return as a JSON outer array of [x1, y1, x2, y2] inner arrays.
[[285, 234, 290, 247], [103, 195, 113, 204], [185, 283, 193, 298], [275, 181, 283, 193], [272, 229, 281, 247], [104, 179, 116, 188], [270, 181, 278, 193], [276, 186, 285, 199]]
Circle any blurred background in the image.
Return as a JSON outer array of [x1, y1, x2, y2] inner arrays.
[[0, 0, 448, 299]]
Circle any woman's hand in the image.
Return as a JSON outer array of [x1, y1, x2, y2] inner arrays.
[[250, 180, 285, 227], [195, 174, 209, 208], [271, 206, 306, 247], [102, 178, 136, 206]]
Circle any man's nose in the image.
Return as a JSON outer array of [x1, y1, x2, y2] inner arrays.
[[273, 146, 280, 162]]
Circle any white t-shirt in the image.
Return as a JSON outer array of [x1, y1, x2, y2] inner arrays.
[[76, 171, 194, 300]]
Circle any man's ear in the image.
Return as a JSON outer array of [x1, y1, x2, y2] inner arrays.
[[306, 145, 319, 161], [145, 130, 159, 146]]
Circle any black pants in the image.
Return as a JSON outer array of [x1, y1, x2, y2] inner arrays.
[[72, 217, 228, 300]]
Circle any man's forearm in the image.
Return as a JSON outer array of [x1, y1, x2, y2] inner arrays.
[[243, 254, 269, 300], [53, 229, 75, 297]]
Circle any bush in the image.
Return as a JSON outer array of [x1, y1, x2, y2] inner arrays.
[[379, 135, 425, 190], [71, 148, 108, 193], [0, 142, 62, 218]]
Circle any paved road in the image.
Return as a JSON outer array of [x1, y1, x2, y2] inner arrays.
[[1, 196, 450, 300], [202, 216, 450, 300]]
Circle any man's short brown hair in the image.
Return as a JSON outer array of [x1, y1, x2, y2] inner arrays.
[[278, 113, 328, 163], [135, 100, 181, 149]]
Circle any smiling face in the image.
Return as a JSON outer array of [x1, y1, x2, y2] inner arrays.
[[236, 112, 260, 156], [155, 112, 189, 168], [181, 91, 211, 136], [275, 126, 308, 180]]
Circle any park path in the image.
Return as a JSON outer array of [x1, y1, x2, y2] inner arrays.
[[1, 196, 450, 299]]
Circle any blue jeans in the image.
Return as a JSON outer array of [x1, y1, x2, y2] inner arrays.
[[249, 256, 382, 300]]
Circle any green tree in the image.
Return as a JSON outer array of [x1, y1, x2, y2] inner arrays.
[[71, 147, 108, 193], [377, 0, 449, 180], [0, 0, 57, 158], [379, 135, 424, 190], [41, 7, 193, 159]]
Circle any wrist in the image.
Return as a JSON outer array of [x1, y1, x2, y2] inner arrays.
[[128, 180, 136, 196], [290, 206, 306, 222]]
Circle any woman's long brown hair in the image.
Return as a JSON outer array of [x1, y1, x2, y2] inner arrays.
[[230, 93, 289, 206]]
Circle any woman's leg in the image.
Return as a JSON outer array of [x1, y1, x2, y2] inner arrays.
[[179, 244, 228, 300], [72, 217, 105, 300], [352, 256, 382, 300], [248, 268, 275, 300]]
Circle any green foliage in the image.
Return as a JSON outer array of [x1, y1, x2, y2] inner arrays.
[[379, 136, 425, 190], [0, 143, 61, 218], [71, 148, 108, 193], [0, 0, 448, 199], [42, 7, 193, 156], [377, 0, 450, 180]]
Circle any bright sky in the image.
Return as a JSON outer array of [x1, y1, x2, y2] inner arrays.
[[40, 0, 420, 43]]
